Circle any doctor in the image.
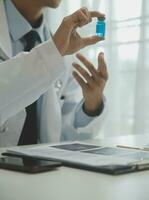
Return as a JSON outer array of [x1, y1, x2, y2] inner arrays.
[[0, 0, 108, 147]]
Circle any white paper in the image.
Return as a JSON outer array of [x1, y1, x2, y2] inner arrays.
[[6, 142, 138, 167]]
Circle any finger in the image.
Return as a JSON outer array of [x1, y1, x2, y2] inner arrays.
[[90, 11, 105, 19], [76, 53, 97, 77], [81, 7, 92, 23], [82, 35, 104, 47], [72, 9, 90, 27], [76, 53, 103, 85], [78, 10, 90, 27], [98, 53, 108, 81], [76, 53, 102, 85], [73, 71, 88, 91], [72, 62, 95, 87]]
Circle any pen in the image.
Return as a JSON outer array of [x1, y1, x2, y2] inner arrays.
[[117, 145, 149, 152]]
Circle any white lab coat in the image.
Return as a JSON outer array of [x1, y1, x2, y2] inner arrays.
[[0, 0, 106, 147]]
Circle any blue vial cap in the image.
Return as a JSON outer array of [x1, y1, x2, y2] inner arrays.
[[96, 19, 106, 37]]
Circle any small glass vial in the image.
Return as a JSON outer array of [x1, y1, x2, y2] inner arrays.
[[96, 19, 106, 37]]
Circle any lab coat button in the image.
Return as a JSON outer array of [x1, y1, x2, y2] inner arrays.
[[55, 80, 63, 89], [60, 95, 65, 100]]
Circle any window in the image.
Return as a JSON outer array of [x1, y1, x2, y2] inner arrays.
[[48, 0, 149, 137]]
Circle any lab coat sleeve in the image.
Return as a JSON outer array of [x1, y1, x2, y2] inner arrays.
[[73, 96, 107, 138], [0, 39, 65, 125], [74, 99, 103, 128]]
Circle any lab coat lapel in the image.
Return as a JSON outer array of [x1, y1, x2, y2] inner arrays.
[[0, 0, 13, 57], [39, 86, 61, 143], [38, 18, 61, 143]]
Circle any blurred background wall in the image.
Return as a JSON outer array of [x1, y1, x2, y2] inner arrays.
[[47, 0, 149, 138]]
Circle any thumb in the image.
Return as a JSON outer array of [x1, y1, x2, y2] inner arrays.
[[82, 36, 104, 47]]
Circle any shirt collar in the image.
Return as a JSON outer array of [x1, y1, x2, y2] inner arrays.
[[5, 0, 46, 42]]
